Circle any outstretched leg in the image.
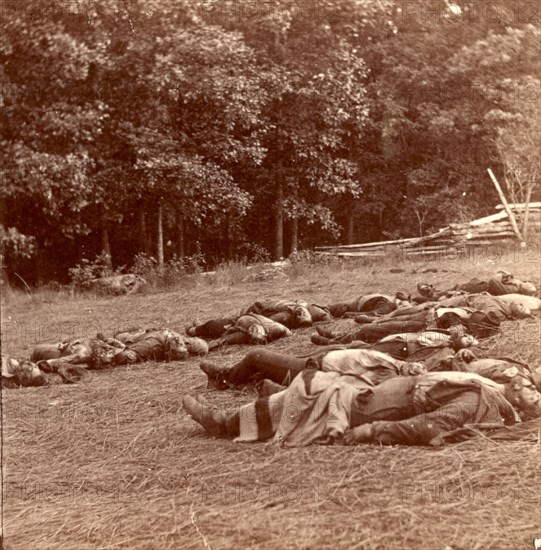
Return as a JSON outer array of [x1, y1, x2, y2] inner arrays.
[[183, 395, 240, 437], [312, 325, 356, 344], [200, 348, 308, 389], [208, 331, 250, 350], [227, 349, 307, 386], [184, 391, 286, 442]]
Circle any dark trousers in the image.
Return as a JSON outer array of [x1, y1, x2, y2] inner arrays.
[[456, 278, 488, 294], [356, 321, 426, 343], [327, 302, 351, 318], [225, 349, 308, 386], [335, 320, 426, 344], [195, 319, 235, 338], [209, 331, 250, 350], [367, 301, 396, 316], [328, 300, 395, 318]]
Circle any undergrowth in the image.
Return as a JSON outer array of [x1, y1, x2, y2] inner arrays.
[[2, 244, 540, 306]]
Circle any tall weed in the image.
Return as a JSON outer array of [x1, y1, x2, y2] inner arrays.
[[202, 260, 251, 287], [132, 251, 206, 291]]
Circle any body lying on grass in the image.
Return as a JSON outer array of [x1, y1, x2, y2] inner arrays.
[[326, 292, 412, 319], [3, 354, 90, 388], [185, 300, 331, 342], [206, 314, 292, 350], [459, 356, 541, 392], [416, 272, 537, 302], [199, 348, 428, 391], [312, 307, 486, 343], [108, 328, 207, 364], [359, 292, 535, 324], [183, 368, 541, 447], [186, 317, 238, 339], [85, 273, 147, 295], [31, 337, 122, 370], [241, 299, 332, 327], [29, 328, 204, 370], [198, 339, 530, 394], [2, 355, 47, 387], [312, 294, 534, 344], [437, 292, 537, 320], [26, 336, 123, 385], [311, 328, 478, 360], [6, 329, 203, 389]]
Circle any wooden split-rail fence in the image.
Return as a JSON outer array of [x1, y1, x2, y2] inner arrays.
[[315, 203, 541, 259]]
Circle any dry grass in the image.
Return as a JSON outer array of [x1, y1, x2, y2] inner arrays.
[[2, 251, 541, 549]]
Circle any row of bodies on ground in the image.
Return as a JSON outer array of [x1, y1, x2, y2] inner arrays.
[[2, 270, 541, 448]]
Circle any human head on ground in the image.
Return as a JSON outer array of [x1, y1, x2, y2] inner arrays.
[[248, 324, 267, 344], [448, 326, 478, 350], [164, 330, 189, 361], [511, 377, 541, 420], [394, 292, 412, 308], [292, 305, 312, 327], [509, 301, 533, 319], [184, 337, 209, 356], [493, 366, 541, 419], [93, 340, 122, 367], [417, 283, 435, 298], [2, 357, 46, 387]]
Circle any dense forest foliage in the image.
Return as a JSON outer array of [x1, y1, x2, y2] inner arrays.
[[1, 0, 539, 283]]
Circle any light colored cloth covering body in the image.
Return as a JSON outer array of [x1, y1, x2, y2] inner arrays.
[[233, 370, 519, 447]]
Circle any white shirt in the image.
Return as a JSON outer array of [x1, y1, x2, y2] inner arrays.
[[497, 294, 541, 310], [379, 331, 451, 347], [434, 307, 471, 319], [321, 349, 406, 377]]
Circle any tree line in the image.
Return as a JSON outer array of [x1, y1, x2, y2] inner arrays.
[[1, 0, 539, 284]]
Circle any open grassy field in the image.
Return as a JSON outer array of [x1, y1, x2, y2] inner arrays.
[[2, 249, 540, 550]]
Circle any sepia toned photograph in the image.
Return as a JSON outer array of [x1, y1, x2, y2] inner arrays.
[[1, 1, 540, 549]]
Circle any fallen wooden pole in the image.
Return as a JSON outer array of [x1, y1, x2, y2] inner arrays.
[[315, 236, 419, 251], [487, 168, 523, 242], [495, 202, 541, 210]]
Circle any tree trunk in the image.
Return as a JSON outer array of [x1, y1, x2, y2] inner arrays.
[[0, 261, 9, 287], [522, 183, 533, 238], [274, 174, 284, 260], [226, 215, 236, 260], [414, 209, 424, 237], [272, 26, 286, 260], [157, 201, 164, 271], [35, 240, 49, 285], [139, 206, 148, 254], [347, 214, 355, 244], [177, 209, 185, 258], [290, 217, 298, 254], [101, 226, 113, 274]]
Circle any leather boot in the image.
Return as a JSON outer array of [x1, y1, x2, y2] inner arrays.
[[183, 395, 239, 437], [354, 314, 374, 324], [199, 361, 229, 390], [315, 325, 335, 338], [311, 334, 330, 346]]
